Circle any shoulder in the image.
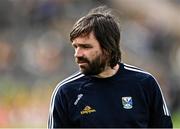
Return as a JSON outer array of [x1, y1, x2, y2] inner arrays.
[[55, 71, 85, 91], [121, 63, 154, 81], [51, 71, 86, 97], [122, 63, 160, 89], [122, 63, 162, 95]]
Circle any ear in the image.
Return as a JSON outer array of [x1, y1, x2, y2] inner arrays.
[[102, 48, 111, 64], [102, 48, 110, 57]]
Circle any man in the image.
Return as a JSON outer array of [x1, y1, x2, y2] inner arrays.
[[48, 6, 173, 128]]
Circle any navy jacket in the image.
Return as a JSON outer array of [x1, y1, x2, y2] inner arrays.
[[48, 63, 173, 128]]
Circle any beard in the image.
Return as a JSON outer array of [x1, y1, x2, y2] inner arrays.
[[76, 54, 108, 75]]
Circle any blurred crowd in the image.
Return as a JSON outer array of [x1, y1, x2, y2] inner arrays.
[[0, 0, 180, 127]]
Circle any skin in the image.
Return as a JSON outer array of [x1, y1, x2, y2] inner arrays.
[[72, 32, 119, 78]]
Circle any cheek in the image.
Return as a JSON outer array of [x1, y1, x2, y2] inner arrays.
[[90, 51, 101, 59]]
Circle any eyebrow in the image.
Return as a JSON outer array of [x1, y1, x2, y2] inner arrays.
[[72, 43, 93, 47]]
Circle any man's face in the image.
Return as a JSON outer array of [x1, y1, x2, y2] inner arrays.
[[72, 32, 108, 75]]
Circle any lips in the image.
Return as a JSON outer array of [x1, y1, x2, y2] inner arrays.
[[78, 62, 87, 66], [77, 61, 88, 64], [77, 61, 88, 66]]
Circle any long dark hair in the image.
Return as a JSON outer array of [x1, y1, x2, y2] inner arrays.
[[70, 6, 121, 68]]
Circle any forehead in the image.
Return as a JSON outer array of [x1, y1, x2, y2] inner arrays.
[[72, 32, 100, 46]]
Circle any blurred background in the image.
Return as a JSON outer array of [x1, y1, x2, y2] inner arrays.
[[0, 0, 180, 127]]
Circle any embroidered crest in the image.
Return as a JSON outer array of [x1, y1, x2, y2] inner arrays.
[[122, 96, 133, 109]]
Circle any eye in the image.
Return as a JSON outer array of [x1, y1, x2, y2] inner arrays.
[[82, 44, 92, 49], [72, 44, 77, 49]]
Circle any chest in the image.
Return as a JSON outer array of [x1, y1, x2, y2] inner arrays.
[[68, 81, 150, 127]]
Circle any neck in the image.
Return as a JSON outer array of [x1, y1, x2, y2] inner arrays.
[[95, 64, 119, 78]]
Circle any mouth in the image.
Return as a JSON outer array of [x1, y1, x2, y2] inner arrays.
[[78, 62, 88, 66], [76, 57, 89, 67], [76, 61, 89, 68]]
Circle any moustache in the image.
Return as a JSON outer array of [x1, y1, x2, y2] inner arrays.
[[76, 57, 89, 64]]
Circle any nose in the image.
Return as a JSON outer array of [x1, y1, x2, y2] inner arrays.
[[74, 48, 83, 58]]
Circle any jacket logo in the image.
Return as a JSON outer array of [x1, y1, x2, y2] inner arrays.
[[122, 96, 133, 109], [80, 106, 96, 115]]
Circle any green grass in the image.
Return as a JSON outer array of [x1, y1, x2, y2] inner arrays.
[[172, 110, 180, 128]]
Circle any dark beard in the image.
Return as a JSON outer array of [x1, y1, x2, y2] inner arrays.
[[77, 55, 107, 75]]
